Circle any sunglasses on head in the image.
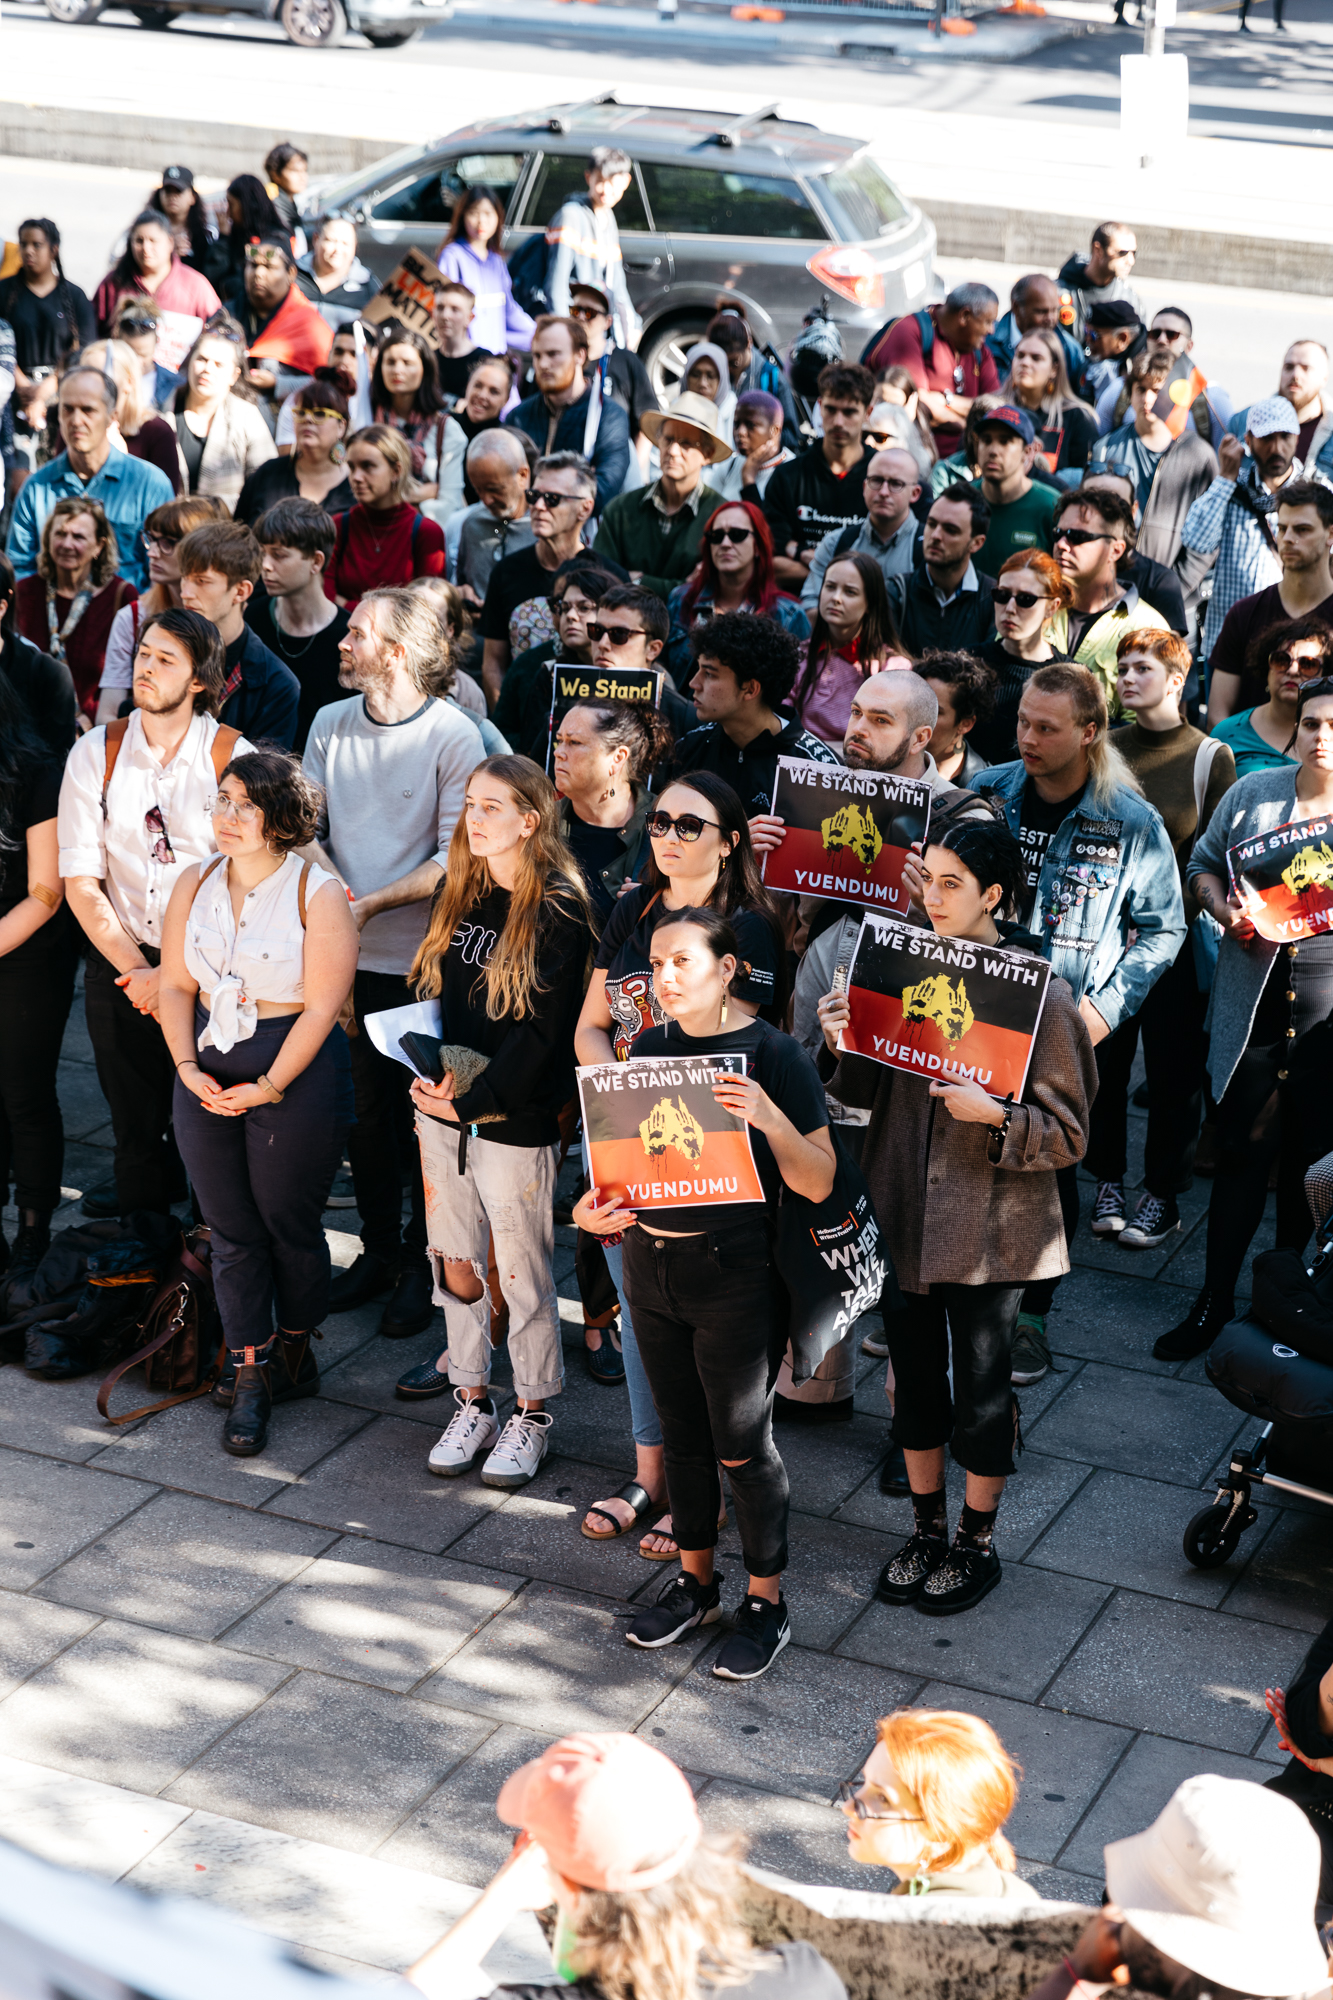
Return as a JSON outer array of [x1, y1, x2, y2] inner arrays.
[[587, 621, 645, 648], [1054, 527, 1112, 548], [991, 586, 1051, 609], [704, 526, 753, 546], [118, 313, 158, 336], [526, 487, 573, 510], [645, 810, 722, 843]]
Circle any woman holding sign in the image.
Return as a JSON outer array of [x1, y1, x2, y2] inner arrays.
[[817, 820, 1095, 1615], [1164, 678, 1333, 1363], [575, 908, 834, 1681]]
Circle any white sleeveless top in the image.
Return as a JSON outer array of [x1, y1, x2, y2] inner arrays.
[[184, 851, 338, 1053]]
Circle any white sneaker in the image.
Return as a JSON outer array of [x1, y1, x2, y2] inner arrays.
[[427, 1390, 500, 1477], [480, 1408, 554, 1489]]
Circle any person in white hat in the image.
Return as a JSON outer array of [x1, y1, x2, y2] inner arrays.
[[1180, 393, 1309, 671], [594, 392, 732, 603]]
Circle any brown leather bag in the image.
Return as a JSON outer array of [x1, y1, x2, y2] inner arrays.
[[97, 1225, 224, 1425]]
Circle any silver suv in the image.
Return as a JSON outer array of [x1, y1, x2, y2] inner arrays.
[[303, 95, 938, 396]]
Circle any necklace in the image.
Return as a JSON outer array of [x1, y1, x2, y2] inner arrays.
[[361, 506, 400, 555], [272, 597, 335, 662]]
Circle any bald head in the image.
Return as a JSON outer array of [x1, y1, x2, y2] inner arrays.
[[1012, 274, 1062, 336], [843, 667, 938, 777], [864, 447, 922, 535]]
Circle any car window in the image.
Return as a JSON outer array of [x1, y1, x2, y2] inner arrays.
[[819, 156, 909, 240], [639, 165, 826, 240], [519, 152, 650, 233], [372, 152, 527, 226]]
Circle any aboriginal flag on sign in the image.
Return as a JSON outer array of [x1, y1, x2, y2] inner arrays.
[[1229, 817, 1333, 943], [546, 665, 663, 776], [763, 758, 930, 916], [838, 913, 1052, 1102], [577, 1055, 763, 1211]]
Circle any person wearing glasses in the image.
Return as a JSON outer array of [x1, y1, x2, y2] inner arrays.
[[568, 281, 660, 475], [799, 449, 922, 621], [109, 298, 181, 416], [840, 1708, 1037, 1902], [1205, 482, 1333, 729], [1212, 618, 1332, 778], [164, 319, 277, 511], [667, 501, 808, 685], [95, 496, 228, 727], [58, 607, 255, 1221], [234, 375, 354, 526], [494, 559, 616, 766], [971, 550, 1073, 764], [160, 748, 357, 1457], [586, 583, 695, 744], [1046, 488, 1168, 708], [1056, 223, 1142, 344], [479, 453, 599, 706]]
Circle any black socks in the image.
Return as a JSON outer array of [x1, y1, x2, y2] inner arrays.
[[957, 1502, 998, 1553], [910, 1487, 949, 1540]]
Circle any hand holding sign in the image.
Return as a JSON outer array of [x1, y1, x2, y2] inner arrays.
[[929, 1076, 1007, 1125], [763, 758, 930, 914], [1228, 817, 1333, 943]]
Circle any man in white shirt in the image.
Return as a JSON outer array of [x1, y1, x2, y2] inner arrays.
[[58, 606, 252, 1217]]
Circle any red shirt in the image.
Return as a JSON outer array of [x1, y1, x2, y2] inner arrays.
[[325, 503, 446, 610], [93, 258, 221, 335], [865, 308, 999, 455], [16, 573, 137, 716]]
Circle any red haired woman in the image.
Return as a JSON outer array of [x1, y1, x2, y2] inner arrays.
[[665, 500, 808, 685]]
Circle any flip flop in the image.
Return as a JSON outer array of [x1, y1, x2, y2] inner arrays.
[[580, 1480, 655, 1541]]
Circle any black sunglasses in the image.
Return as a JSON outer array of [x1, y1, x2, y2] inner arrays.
[[704, 526, 753, 546], [118, 312, 159, 335], [645, 810, 722, 843], [1053, 527, 1112, 548], [526, 487, 575, 510], [991, 586, 1051, 608], [587, 621, 645, 648]]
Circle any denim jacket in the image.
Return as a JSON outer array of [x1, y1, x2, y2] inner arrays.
[[975, 760, 1186, 1035]]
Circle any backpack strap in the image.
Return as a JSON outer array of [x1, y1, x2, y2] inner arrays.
[[915, 308, 935, 365], [834, 523, 859, 559], [1192, 734, 1224, 832], [297, 857, 311, 930], [101, 716, 130, 817], [186, 853, 226, 917], [332, 510, 351, 580], [210, 724, 242, 786], [410, 509, 422, 569]]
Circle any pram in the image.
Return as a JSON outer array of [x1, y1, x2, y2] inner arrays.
[[1184, 1149, 1333, 1570]]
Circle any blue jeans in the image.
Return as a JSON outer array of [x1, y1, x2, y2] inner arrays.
[[604, 1238, 662, 1450]]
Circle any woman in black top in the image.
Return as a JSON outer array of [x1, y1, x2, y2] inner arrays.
[[0, 219, 95, 470], [972, 551, 1073, 765], [235, 377, 354, 525], [1003, 329, 1100, 476], [553, 698, 670, 920], [576, 907, 833, 1683]]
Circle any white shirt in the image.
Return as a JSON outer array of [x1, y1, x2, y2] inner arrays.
[[928, 559, 980, 609], [58, 709, 255, 951], [101, 600, 140, 691], [185, 850, 339, 1052]]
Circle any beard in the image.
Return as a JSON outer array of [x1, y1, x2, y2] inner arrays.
[[845, 736, 909, 773]]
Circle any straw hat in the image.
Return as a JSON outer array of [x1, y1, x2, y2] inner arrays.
[[640, 391, 733, 466]]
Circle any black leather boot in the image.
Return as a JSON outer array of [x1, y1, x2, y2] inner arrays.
[[380, 1259, 436, 1339], [222, 1340, 275, 1456], [8, 1209, 52, 1297], [328, 1251, 398, 1313], [1153, 1287, 1235, 1362], [276, 1328, 321, 1400]]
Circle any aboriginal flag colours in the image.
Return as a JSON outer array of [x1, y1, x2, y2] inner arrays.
[[547, 665, 662, 775], [1229, 817, 1333, 943], [763, 757, 930, 914], [839, 914, 1051, 1101], [577, 1057, 763, 1210]]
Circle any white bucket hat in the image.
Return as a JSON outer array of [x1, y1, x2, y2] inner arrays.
[[1104, 1775, 1329, 1997]]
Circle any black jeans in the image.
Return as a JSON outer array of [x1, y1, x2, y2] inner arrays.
[[1087, 939, 1207, 1196], [623, 1222, 790, 1578], [888, 1282, 1025, 1478], [346, 968, 427, 1263], [0, 935, 78, 1211], [1020, 1166, 1080, 1318], [83, 944, 180, 1216]]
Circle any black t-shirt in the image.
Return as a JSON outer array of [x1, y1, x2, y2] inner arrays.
[[596, 885, 780, 1059], [629, 1015, 828, 1232], [245, 592, 351, 753], [234, 453, 355, 528], [497, 1943, 845, 2000], [970, 639, 1074, 766], [178, 419, 206, 495], [762, 445, 869, 558], [493, 639, 561, 764], [0, 758, 69, 961], [1017, 777, 1086, 924], [566, 813, 626, 921], [0, 277, 96, 376], [437, 351, 475, 402], [481, 544, 563, 655]]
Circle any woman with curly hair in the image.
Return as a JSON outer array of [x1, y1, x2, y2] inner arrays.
[[15, 496, 134, 720], [436, 183, 535, 361], [664, 500, 808, 685]]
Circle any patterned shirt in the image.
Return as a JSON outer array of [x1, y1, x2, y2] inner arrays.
[[1182, 456, 1326, 659]]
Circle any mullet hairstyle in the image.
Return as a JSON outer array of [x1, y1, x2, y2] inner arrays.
[[681, 501, 778, 621], [1025, 662, 1141, 809], [412, 755, 592, 1020]]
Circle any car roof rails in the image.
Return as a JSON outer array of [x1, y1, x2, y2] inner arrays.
[[710, 104, 815, 147], [541, 90, 621, 135]]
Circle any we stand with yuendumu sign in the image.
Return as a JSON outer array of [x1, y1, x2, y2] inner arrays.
[[577, 1055, 762, 1210], [762, 759, 930, 915], [1229, 817, 1333, 942]]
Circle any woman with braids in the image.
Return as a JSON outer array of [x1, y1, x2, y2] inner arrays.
[[817, 819, 1094, 1615], [790, 551, 908, 747], [401, 756, 592, 1492], [0, 220, 95, 488], [664, 500, 808, 686]]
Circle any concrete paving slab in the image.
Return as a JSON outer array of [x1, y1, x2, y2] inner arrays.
[[1058, 1731, 1297, 1877], [1063, 1207, 1204, 1284], [1219, 1505, 1333, 1634], [1157, 1204, 1275, 1298], [700, 1778, 867, 1891], [373, 1722, 555, 1885], [0, 1618, 290, 1791], [35, 1491, 337, 1640], [1025, 1363, 1248, 1488], [1045, 1267, 1194, 1374], [261, 1413, 508, 1552], [0, 1750, 191, 1879], [0, 1365, 141, 1464], [444, 1455, 668, 1603], [319, 1324, 455, 1425], [0, 1590, 101, 1699], [767, 1414, 890, 1518], [223, 1544, 525, 1689], [1024, 1470, 1238, 1607], [538, 1366, 636, 1474], [837, 1562, 1109, 1703], [1016, 1860, 1102, 1906], [163, 1670, 494, 1852], [1043, 1591, 1308, 1753], [835, 1452, 1092, 1565], [87, 1395, 376, 1508], [0, 1446, 157, 1586], [719, 1511, 900, 1651]]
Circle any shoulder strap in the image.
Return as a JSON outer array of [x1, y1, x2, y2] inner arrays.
[[834, 523, 859, 558], [101, 716, 131, 816], [297, 857, 311, 930], [1193, 734, 1223, 830], [333, 510, 351, 569], [410, 509, 422, 567], [915, 308, 935, 364], [210, 724, 242, 786]]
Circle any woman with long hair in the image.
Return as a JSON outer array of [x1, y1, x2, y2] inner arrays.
[[148, 172, 218, 281], [665, 500, 808, 684], [873, 363, 938, 471], [160, 748, 358, 1458], [93, 210, 221, 334], [264, 144, 309, 242], [819, 819, 1095, 1613], [1004, 328, 1099, 476], [79, 336, 181, 493], [14, 497, 135, 722], [0, 219, 96, 485], [1211, 615, 1333, 777], [790, 552, 907, 747], [220, 174, 284, 288], [95, 494, 228, 724], [435, 184, 535, 361], [435, 352, 518, 515], [406, 755, 592, 1492], [324, 425, 446, 608], [371, 328, 449, 494], [972, 549, 1074, 763], [235, 375, 353, 524], [165, 317, 276, 510]]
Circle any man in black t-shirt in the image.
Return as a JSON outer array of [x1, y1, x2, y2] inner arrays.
[[433, 281, 480, 404], [250, 498, 350, 753], [763, 362, 874, 591]]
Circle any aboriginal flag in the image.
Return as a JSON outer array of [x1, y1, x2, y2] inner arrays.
[[1229, 817, 1333, 944], [838, 914, 1052, 1102], [577, 1055, 763, 1210], [763, 757, 930, 915], [546, 664, 663, 776]]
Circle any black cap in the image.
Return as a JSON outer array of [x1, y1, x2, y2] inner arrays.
[[161, 164, 194, 190], [1086, 299, 1141, 331]]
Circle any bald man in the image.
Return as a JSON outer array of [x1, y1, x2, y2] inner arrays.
[[987, 273, 1086, 394], [800, 446, 922, 616]]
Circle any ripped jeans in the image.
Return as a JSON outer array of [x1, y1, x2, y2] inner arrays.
[[416, 1115, 564, 1404]]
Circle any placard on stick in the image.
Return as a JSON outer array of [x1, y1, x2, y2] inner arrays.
[[1229, 817, 1333, 943], [361, 247, 445, 348], [763, 758, 930, 915], [577, 1054, 762, 1211], [547, 664, 663, 777], [838, 913, 1051, 1102]]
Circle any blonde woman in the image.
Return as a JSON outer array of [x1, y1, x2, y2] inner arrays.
[[324, 425, 446, 609], [80, 337, 181, 495], [165, 318, 276, 509], [407, 754, 592, 1491]]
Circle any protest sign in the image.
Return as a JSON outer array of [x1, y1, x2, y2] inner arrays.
[[153, 310, 203, 374], [838, 913, 1051, 1101], [361, 247, 445, 348], [546, 663, 663, 776], [1228, 816, 1333, 943], [763, 758, 930, 915], [577, 1054, 762, 1210]]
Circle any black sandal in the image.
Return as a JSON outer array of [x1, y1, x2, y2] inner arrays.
[[581, 1480, 654, 1541]]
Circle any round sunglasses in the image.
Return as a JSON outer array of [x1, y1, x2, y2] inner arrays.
[[645, 810, 722, 843]]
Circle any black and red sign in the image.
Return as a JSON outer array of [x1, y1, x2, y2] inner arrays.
[[547, 663, 663, 777], [1228, 816, 1333, 944], [838, 913, 1051, 1102], [577, 1055, 762, 1211], [763, 758, 930, 915]]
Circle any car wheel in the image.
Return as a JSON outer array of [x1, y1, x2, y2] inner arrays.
[[363, 23, 420, 40], [640, 314, 712, 405], [279, 0, 347, 43], [43, 0, 105, 21], [130, 6, 174, 24]]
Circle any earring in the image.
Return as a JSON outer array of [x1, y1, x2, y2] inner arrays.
[[331, 439, 347, 464], [720, 988, 729, 1026]]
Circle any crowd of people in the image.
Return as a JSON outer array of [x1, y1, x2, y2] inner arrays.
[[1, 157, 1333, 1707]]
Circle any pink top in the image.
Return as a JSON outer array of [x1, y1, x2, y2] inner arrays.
[[94, 258, 222, 335], [799, 647, 869, 747]]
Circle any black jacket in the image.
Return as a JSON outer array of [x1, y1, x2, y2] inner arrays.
[[1265, 1613, 1333, 1912], [3, 634, 77, 755], [219, 624, 301, 750], [670, 714, 840, 820], [887, 565, 997, 658], [1126, 550, 1188, 636]]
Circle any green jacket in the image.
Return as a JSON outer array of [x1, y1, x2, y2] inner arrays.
[[593, 480, 726, 601]]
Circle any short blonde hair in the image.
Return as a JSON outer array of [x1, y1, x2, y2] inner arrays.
[[875, 1709, 1021, 1874]]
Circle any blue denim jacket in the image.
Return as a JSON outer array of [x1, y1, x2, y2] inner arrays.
[[975, 760, 1186, 1036]]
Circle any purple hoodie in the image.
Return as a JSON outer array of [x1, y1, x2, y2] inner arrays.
[[437, 237, 536, 359]]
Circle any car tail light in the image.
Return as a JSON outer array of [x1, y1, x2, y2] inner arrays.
[[805, 245, 884, 312]]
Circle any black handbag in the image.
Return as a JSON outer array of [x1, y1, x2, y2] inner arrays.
[[1249, 1245, 1333, 1367], [772, 1128, 899, 1385]]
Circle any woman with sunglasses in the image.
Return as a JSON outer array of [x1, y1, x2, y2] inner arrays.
[[574, 774, 785, 1560], [790, 552, 908, 747], [160, 747, 358, 1458], [324, 426, 446, 610], [1165, 674, 1333, 1363], [235, 376, 354, 526], [436, 185, 535, 363], [95, 495, 228, 725], [971, 550, 1073, 763], [372, 330, 451, 497], [665, 501, 808, 687], [164, 318, 277, 511], [864, 381, 935, 481], [1211, 617, 1333, 777], [1003, 329, 1099, 476]]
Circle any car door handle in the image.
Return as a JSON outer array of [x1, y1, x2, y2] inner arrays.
[[624, 258, 661, 272]]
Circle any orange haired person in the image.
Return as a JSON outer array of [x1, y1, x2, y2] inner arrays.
[[839, 1708, 1039, 1902]]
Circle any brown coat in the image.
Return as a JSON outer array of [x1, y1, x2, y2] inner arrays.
[[826, 953, 1096, 1294]]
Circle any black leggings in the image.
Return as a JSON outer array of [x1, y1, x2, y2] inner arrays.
[[623, 1223, 790, 1578], [887, 1282, 1025, 1478], [0, 937, 77, 1211]]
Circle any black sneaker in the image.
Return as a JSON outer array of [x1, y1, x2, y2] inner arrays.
[[712, 1595, 790, 1680], [1120, 1192, 1182, 1249], [876, 1529, 949, 1605], [626, 1570, 724, 1649], [1090, 1180, 1126, 1236], [918, 1543, 1002, 1615], [1152, 1287, 1233, 1362], [772, 1392, 854, 1426]]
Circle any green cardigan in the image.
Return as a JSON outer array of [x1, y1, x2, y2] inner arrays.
[[593, 480, 727, 601]]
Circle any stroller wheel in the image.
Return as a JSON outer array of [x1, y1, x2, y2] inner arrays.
[[1183, 1499, 1252, 1570]]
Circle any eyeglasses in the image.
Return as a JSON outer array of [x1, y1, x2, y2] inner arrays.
[[1271, 649, 1332, 677], [142, 533, 180, 555], [991, 587, 1051, 609], [1053, 528, 1113, 548], [645, 810, 722, 843], [704, 526, 753, 546], [118, 313, 158, 336], [245, 248, 286, 268], [295, 406, 345, 424], [207, 795, 260, 822], [836, 1779, 925, 1825], [526, 487, 574, 511], [587, 621, 646, 648], [145, 804, 175, 865], [864, 475, 914, 493]]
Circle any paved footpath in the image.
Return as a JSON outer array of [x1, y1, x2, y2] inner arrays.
[[0, 986, 1326, 1983]]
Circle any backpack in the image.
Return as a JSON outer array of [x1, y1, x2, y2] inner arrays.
[[507, 229, 552, 320], [860, 308, 935, 374], [101, 716, 240, 817], [97, 1224, 224, 1424], [789, 305, 844, 403]]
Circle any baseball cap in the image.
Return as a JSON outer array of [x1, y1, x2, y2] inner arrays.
[[570, 281, 612, 317], [977, 403, 1036, 445], [161, 165, 194, 191], [1247, 394, 1301, 438], [1086, 300, 1142, 332], [496, 1733, 701, 1892], [1105, 1775, 1328, 1997]]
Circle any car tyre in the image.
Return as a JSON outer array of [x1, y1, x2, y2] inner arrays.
[[363, 22, 421, 40], [279, 0, 347, 43], [640, 314, 713, 405], [130, 6, 174, 23], [44, 0, 105, 20]]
